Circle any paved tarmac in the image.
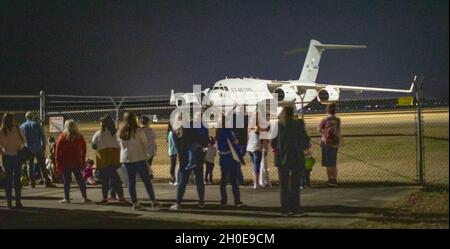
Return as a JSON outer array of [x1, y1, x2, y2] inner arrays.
[[0, 182, 420, 228]]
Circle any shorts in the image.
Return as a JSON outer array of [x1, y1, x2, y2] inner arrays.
[[321, 141, 338, 167]]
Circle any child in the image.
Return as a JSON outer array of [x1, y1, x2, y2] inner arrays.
[[301, 148, 315, 189], [204, 136, 217, 185], [46, 137, 58, 183], [83, 159, 95, 184]]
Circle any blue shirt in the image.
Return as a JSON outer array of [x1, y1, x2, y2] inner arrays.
[[167, 131, 177, 156], [20, 120, 46, 154]]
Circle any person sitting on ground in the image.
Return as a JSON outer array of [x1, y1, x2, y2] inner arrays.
[[204, 136, 217, 185], [55, 120, 92, 204]]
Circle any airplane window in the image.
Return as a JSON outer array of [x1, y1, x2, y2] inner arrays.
[[223, 87, 229, 91]]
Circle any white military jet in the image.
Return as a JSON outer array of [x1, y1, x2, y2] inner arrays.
[[170, 39, 414, 111]]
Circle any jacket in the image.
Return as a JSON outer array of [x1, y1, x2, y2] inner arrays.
[[272, 119, 310, 168], [55, 134, 87, 172]]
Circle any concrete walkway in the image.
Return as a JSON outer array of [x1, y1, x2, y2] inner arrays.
[[0, 183, 419, 228]]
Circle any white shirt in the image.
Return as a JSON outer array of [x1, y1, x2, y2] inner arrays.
[[118, 128, 149, 163], [92, 130, 120, 151], [246, 130, 261, 152], [142, 126, 157, 159]]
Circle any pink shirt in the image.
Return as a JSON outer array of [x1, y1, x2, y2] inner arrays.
[[0, 128, 25, 156]]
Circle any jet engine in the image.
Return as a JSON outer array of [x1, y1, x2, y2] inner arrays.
[[273, 85, 298, 102], [317, 87, 340, 103]]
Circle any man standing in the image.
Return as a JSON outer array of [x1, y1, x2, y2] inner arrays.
[[20, 112, 55, 188]]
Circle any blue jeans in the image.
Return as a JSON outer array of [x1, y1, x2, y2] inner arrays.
[[2, 155, 22, 204], [249, 151, 262, 174], [62, 168, 87, 200], [176, 161, 205, 204], [219, 155, 241, 205], [98, 165, 124, 200], [124, 161, 155, 204], [204, 162, 214, 182], [278, 166, 301, 214]]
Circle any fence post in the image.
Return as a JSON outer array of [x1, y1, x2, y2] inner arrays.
[[39, 90, 46, 127], [414, 76, 425, 185]]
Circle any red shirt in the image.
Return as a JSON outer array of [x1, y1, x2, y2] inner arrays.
[[55, 133, 86, 172]]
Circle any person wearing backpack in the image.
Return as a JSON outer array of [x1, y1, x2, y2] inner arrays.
[[318, 103, 341, 187]]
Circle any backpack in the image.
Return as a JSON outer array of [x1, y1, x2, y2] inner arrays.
[[323, 116, 340, 147]]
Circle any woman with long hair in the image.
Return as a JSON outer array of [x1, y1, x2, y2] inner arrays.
[[55, 120, 91, 203], [118, 112, 160, 211], [272, 106, 310, 216], [92, 114, 125, 203], [0, 113, 26, 209]]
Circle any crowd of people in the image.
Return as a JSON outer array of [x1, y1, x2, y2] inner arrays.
[[0, 103, 341, 216]]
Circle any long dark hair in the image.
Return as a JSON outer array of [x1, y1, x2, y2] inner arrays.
[[119, 112, 138, 140], [1, 113, 17, 136], [101, 114, 117, 136], [279, 106, 294, 126]]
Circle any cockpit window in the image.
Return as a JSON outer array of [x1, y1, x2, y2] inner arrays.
[[223, 86, 229, 91]]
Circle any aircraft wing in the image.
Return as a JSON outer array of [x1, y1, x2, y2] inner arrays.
[[314, 82, 414, 94]]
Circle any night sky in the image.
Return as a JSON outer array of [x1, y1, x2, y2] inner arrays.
[[1, 0, 448, 99]]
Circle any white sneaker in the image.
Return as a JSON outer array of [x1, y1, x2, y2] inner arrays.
[[169, 203, 181, 211], [173, 182, 178, 186], [59, 199, 70, 204]]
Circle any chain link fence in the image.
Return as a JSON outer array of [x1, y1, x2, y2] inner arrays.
[[1, 93, 448, 187]]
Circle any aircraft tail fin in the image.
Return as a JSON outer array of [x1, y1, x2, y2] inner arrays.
[[299, 39, 367, 82]]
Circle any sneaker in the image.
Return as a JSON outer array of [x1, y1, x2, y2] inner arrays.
[[220, 203, 227, 208], [173, 182, 178, 186], [150, 200, 163, 208], [15, 201, 24, 209], [198, 202, 205, 208], [59, 199, 70, 204], [118, 197, 127, 203], [132, 203, 146, 211], [169, 203, 181, 211], [82, 198, 92, 203], [45, 183, 57, 188], [253, 184, 258, 189], [327, 179, 338, 187], [235, 202, 247, 208], [292, 211, 307, 217], [98, 199, 108, 204], [281, 212, 290, 217]]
